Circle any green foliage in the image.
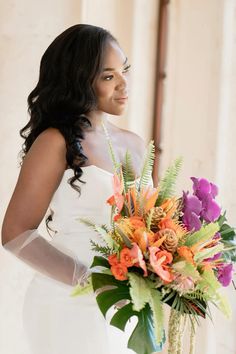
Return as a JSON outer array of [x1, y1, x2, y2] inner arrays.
[[128, 273, 151, 311], [196, 269, 221, 299], [162, 289, 208, 320], [156, 157, 183, 205], [90, 256, 110, 269], [194, 243, 224, 263], [122, 150, 137, 192], [90, 240, 112, 257], [93, 225, 117, 249], [219, 220, 236, 263], [102, 120, 121, 172], [78, 217, 118, 249], [172, 261, 200, 281], [184, 222, 219, 248], [127, 303, 164, 354], [213, 292, 231, 318], [137, 141, 156, 191], [70, 276, 92, 297], [92, 271, 165, 354], [149, 288, 164, 343], [115, 225, 133, 248]]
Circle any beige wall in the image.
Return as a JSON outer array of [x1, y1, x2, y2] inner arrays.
[[161, 1, 236, 353], [0, 1, 158, 353]]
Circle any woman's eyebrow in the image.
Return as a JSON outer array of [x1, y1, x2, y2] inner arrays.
[[103, 57, 128, 72]]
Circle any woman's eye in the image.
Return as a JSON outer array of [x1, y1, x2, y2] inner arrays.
[[103, 75, 114, 81], [123, 64, 131, 73]]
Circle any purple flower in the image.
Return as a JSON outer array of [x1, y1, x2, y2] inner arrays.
[[182, 192, 202, 231], [191, 177, 221, 223], [201, 194, 221, 222], [205, 252, 222, 262], [191, 177, 218, 200], [217, 263, 234, 287]]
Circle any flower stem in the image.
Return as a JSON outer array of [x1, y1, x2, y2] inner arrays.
[[189, 318, 196, 354], [168, 309, 182, 354]]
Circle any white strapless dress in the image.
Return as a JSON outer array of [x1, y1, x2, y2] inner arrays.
[[22, 166, 139, 354]]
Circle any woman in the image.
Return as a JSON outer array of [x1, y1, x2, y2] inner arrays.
[[1, 24, 148, 353]]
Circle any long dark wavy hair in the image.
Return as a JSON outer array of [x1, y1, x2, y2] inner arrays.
[[20, 24, 117, 195]]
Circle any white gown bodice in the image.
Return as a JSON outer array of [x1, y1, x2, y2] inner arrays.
[[49, 166, 115, 267]]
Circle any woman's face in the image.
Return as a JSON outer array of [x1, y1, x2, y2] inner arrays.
[[92, 41, 130, 116]]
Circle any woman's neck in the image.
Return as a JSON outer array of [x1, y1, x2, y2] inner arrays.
[[86, 110, 109, 132]]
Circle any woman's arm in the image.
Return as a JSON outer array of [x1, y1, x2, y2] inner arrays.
[[1, 128, 87, 286]]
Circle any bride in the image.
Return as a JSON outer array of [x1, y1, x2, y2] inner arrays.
[[1, 24, 150, 354]]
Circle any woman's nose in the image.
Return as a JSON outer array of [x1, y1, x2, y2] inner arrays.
[[116, 74, 128, 90]]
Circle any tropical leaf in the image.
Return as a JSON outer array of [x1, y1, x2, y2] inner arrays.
[[77, 217, 97, 228], [149, 288, 164, 343], [128, 273, 151, 311], [194, 243, 224, 263], [156, 157, 182, 205], [92, 272, 165, 354], [115, 225, 133, 248], [172, 261, 200, 281], [217, 211, 227, 228], [220, 225, 236, 240], [162, 289, 207, 318], [137, 141, 155, 191], [127, 303, 165, 354], [90, 256, 110, 269], [184, 223, 219, 249], [110, 302, 137, 330], [213, 292, 232, 318], [196, 269, 221, 298], [219, 221, 236, 262], [70, 276, 93, 297]]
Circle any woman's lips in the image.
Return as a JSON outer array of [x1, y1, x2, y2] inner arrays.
[[114, 97, 128, 103]]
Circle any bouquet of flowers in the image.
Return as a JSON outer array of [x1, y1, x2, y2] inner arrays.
[[72, 140, 235, 354]]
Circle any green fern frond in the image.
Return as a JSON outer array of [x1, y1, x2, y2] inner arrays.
[[77, 217, 97, 228], [102, 120, 121, 172], [122, 150, 136, 192], [156, 157, 183, 205], [137, 141, 156, 191], [90, 240, 112, 257], [184, 289, 209, 302]]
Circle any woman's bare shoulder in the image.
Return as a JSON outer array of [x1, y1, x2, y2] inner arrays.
[[34, 127, 66, 148], [120, 128, 147, 155]]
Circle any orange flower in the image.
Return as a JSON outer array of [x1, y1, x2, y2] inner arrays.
[[149, 247, 173, 283], [159, 218, 177, 231], [111, 263, 128, 281], [177, 246, 195, 265], [120, 247, 135, 267], [132, 228, 147, 253], [130, 243, 148, 276], [113, 214, 122, 222], [141, 186, 159, 213], [160, 198, 178, 217], [108, 253, 119, 266], [106, 195, 115, 206], [129, 216, 146, 229], [106, 174, 124, 212], [159, 218, 187, 239]]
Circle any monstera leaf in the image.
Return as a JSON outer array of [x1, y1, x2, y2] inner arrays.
[[91, 256, 165, 354]]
